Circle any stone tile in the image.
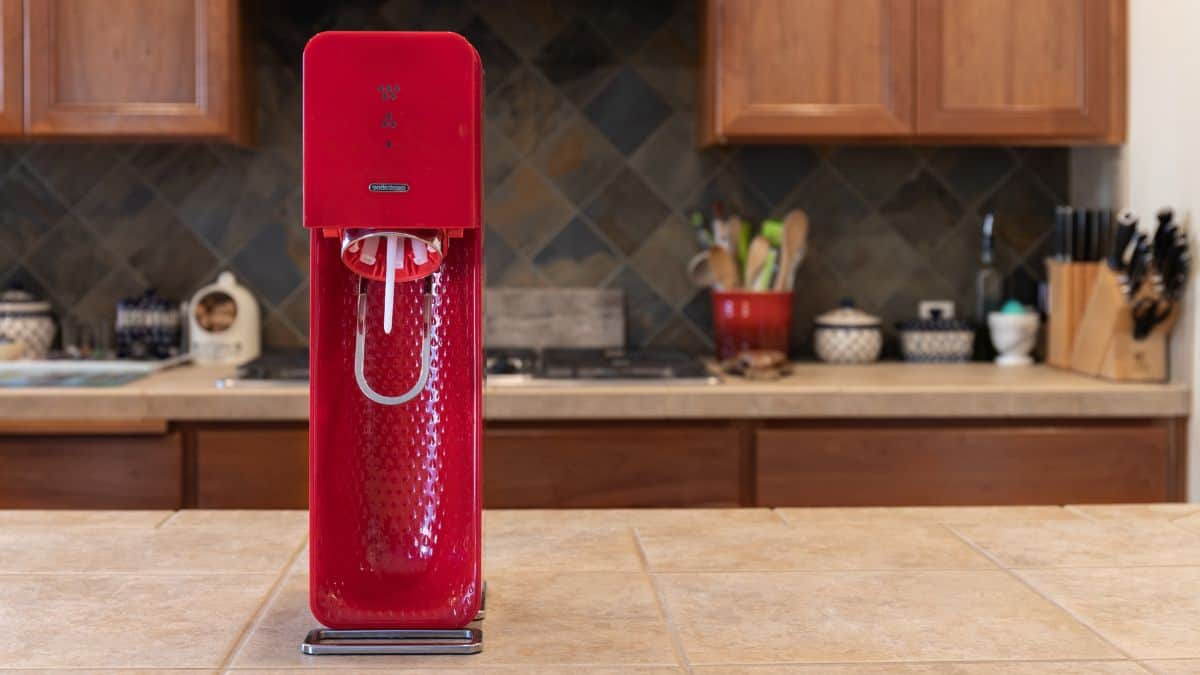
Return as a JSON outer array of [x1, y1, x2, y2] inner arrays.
[[630, 4, 697, 110], [1068, 504, 1200, 521], [175, 159, 255, 255], [75, 163, 171, 261], [692, 164, 771, 223], [731, 145, 820, 206], [691, 663, 1149, 674], [483, 225, 543, 287], [879, 169, 964, 258], [232, 221, 306, 307], [533, 18, 619, 105], [531, 112, 624, 206], [0, 574, 274, 669], [25, 143, 128, 205], [1021, 147, 1070, 202], [484, 507, 779, 530], [659, 570, 1120, 664], [128, 144, 225, 206], [825, 215, 923, 309], [483, 121, 520, 191], [485, 520, 641, 574], [486, 65, 572, 157], [632, 213, 703, 306], [648, 314, 713, 353], [68, 265, 147, 326], [0, 142, 29, 172], [640, 522, 992, 572], [930, 213, 1023, 314], [162, 509, 308, 534], [484, 163, 575, 257], [877, 265, 964, 335], [585, 67, 671, 156], [787, 260, 846, 357], [459, 15, 520, 94], [1145, 661, 1200, 674], [263, 311, 306, 349], [231, 570, 677, 668], [1019, 567, 1200, 659], [951, 521, 1200, 568], [0, 521, 305, 574], [0, 510, 171, 528], [278, 282, 309, 339], [1003, 264, 1043, 309], [681, 288, 714, 336], [777, 506, 1082, 526], [606, 267, 673, 347], [631, 112, 726, 208], [24, 215, 116, 307], [129, 219, 219, 302], [773, 165, 870, 257], [980, 169, 1061, 258], [584, 1, 675, 53], [376, 0, 475, 32], [532, 216, 621, 286], [476, 0, 570, 58], [829, 145, 921, 205], [928, 146, 1017, 206], [584, 168, 672, 255], [0, 165, 67, 270]]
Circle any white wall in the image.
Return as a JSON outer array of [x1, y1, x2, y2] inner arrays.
[[1072, 0, 1200, 499]]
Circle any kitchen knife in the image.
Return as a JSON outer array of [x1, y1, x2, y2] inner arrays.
[[1127, 233, 1151, 297], [1085, 209, 1101, 262], [1072, 208, 1088, 262], [1153, 207, 1176, 271], [1054, 206, 1072, 262], [1096, 209, 1112, 265], [1110, 209, 1138, 271]]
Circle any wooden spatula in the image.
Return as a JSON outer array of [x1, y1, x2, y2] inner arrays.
[[707, 245, 740, 290], [776, 209, 810, 291], [743, 235, 771, 289]]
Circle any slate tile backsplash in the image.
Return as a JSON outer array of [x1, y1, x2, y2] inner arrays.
[[0, 0, 1068, 355]]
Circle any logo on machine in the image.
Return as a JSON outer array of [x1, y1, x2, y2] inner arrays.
[[369, 183, 410, 193]]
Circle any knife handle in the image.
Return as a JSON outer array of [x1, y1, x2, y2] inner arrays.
[[1054, 206, 1072, 262], [1110, 210, 1138, 271]]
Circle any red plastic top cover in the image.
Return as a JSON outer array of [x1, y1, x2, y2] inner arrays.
[[303, 32, 482, 231]]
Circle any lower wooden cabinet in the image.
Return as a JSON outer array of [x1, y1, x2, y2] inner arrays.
[[484, 423, 745, 508], [757, 420, 1177, 506], [193, 426, 308, 508], [0, 433, 182, 508]]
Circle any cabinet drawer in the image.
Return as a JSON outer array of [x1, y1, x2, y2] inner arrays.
[[757, 421, 1171, 506], [194, 427, 308, 508], [485, 423, 743, 508], [0, 434, 182, 508]]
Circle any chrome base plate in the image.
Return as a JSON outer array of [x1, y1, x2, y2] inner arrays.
[[301, 627, 482, 655]]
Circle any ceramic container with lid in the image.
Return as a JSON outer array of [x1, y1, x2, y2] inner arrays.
[[0, 287, 56, 359], [813, 299, 882, 364], [897, 308, 975, 362]]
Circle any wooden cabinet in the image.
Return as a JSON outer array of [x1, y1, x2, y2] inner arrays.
[[915, 0, 1122, 139], [17, 0, 250, 140], [756, 420, 1175, 506], [485, 423, 746, 508], [701, 0, 914, 142], [193, 426, 308, 508], [0, 430, 182, 508], [701, 0, 1125, 143], [0, 0, 19, 133]]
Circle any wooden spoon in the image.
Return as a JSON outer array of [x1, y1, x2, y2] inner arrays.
[[776, 209, 810, 291], [707, 245, 740, 290], [743, 235, 771, 289]]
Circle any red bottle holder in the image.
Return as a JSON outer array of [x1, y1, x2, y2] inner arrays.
[[302, 32, 484, 654]]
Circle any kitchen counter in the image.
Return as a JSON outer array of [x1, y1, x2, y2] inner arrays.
[[0, 362, 1187, 422], [4, 505, 1200, 670]]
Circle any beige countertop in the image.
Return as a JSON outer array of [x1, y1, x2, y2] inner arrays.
[[0, 362, 1188, 422], [4, 504, 1200, 671]]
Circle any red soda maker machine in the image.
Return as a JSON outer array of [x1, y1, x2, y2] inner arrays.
[[300, 32, 484, 655]]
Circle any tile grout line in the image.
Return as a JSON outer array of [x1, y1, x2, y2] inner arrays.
[[631, 527, 694, 674], [944, 525, 1140, 661], [1063, 505, 1101, 521], [216, 533, 309, 670]]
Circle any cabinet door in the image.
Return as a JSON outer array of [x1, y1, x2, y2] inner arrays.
[[757, 420, 1171, 507], [915, 0, 1122, 139], [0, 0, 19, 133], [703, 0, 914, 142], [24, 0, 245, 138], [194, 427, 309, 508]]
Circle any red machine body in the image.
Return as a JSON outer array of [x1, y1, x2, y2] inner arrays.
[[303, 31, 483, 630]]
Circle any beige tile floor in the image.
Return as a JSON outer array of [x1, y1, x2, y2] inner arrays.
[[1, 506, 1197, 672]]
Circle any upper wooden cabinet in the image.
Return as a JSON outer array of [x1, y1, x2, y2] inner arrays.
[[0, 0, 20, 133], [701, 0, 1126, 144], [8, 0, 250, 141], [701, 0, 914, 143]]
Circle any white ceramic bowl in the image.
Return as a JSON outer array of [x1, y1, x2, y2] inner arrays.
[[814, 325, 883, 363]]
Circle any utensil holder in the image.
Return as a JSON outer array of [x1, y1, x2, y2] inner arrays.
[[711, 290, 792, 359]]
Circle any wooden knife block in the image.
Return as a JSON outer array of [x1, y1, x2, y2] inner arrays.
[[1047, 260, 1176, 382]]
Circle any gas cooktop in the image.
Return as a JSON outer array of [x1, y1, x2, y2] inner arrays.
[[485, 348, 717, 386]]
